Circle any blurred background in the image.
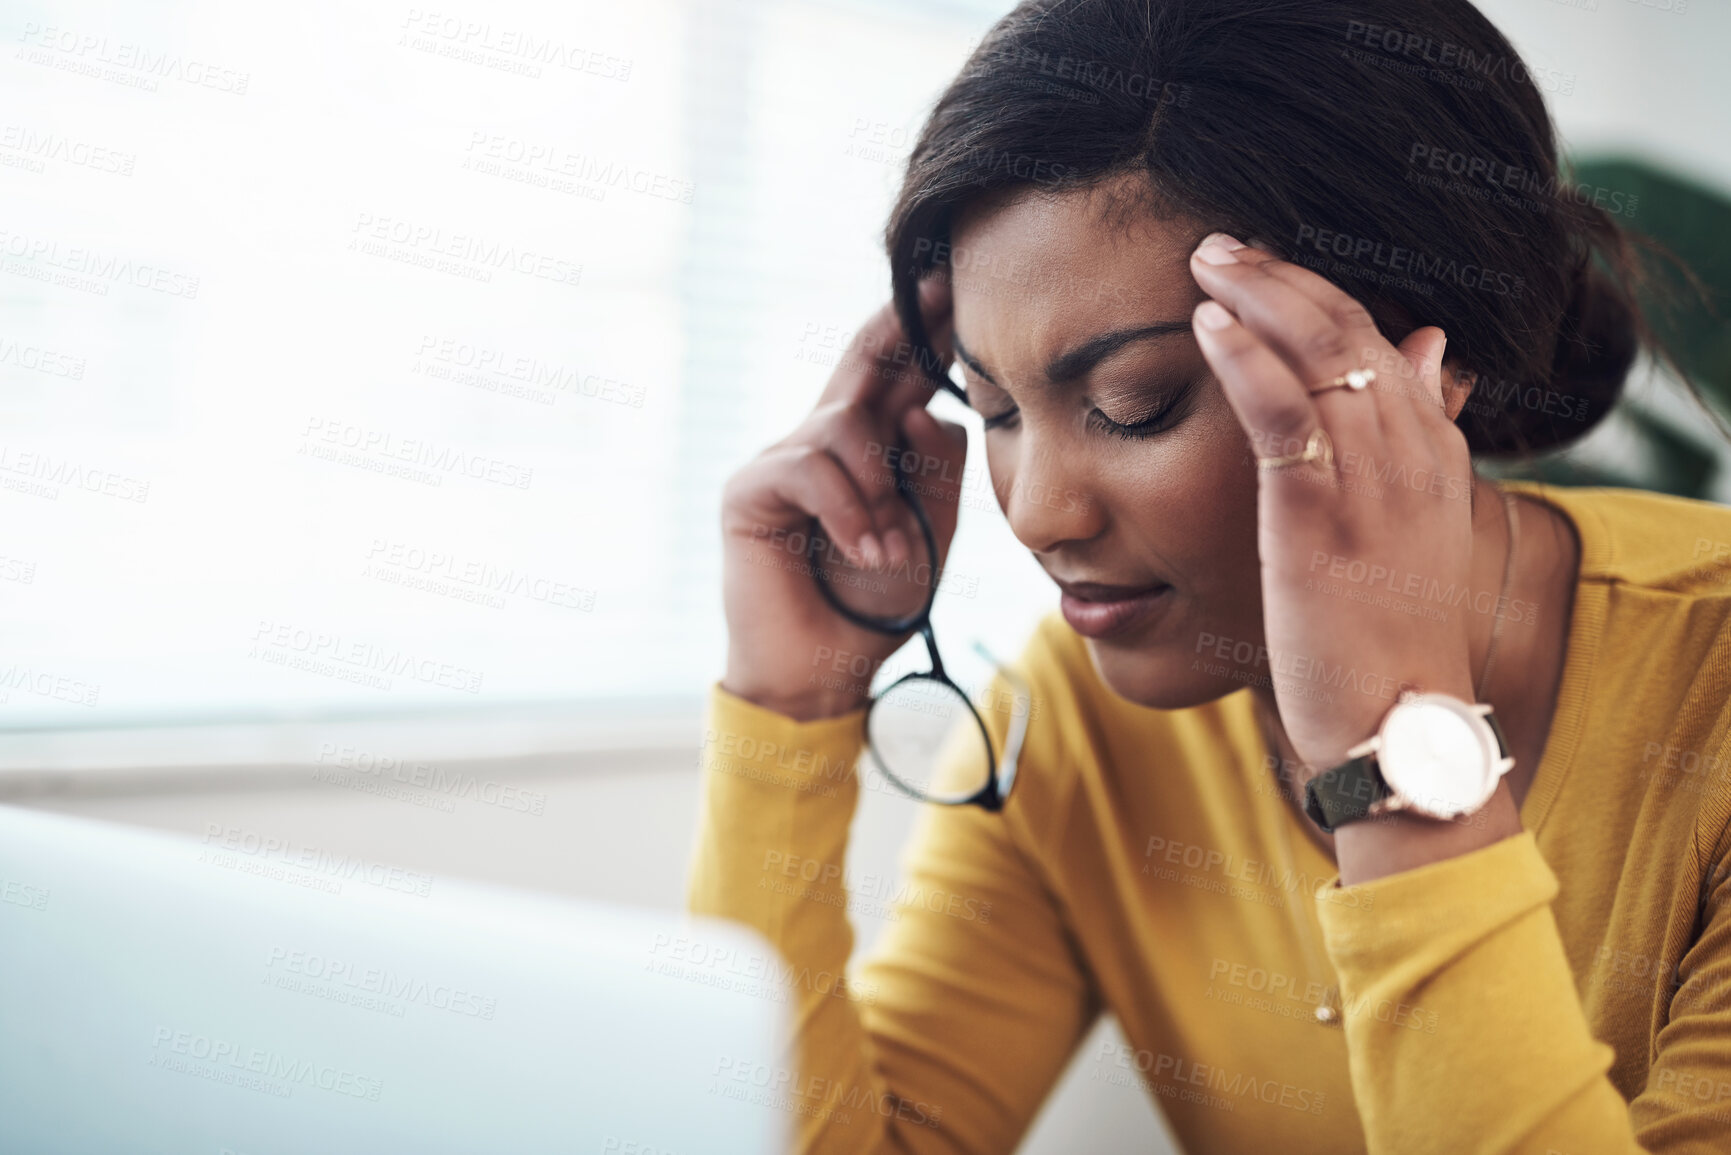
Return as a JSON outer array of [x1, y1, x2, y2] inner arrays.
[[3, 0, 1727, 1149]]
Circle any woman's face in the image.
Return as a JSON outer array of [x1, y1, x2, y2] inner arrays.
[[946, 177, 1265, 709]]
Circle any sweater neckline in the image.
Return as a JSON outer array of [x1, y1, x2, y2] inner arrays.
[[1488, 479, 1604, 835]]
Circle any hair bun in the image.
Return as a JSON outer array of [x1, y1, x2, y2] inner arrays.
[[1547, 258, 1638, 435], [1476, 256, 1639, 457]]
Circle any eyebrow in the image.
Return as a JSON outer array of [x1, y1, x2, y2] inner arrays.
[[951, 321, 1194, 391]]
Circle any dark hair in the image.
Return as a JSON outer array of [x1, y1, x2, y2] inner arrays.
[[886, 0, 1703, 458]]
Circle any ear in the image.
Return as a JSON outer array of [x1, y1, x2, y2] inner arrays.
[[1439, 359, 1477, 424], [1396, 325, 1477, 423]]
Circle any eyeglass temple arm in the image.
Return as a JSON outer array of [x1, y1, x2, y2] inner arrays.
[[919, 620, 946, 680], [970, 641, 1032, 779]]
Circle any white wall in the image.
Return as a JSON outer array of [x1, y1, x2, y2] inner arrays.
[[1476, 0, 1730, 192]]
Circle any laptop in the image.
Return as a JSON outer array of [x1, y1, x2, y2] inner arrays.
[[0, 804, 789, 1154]]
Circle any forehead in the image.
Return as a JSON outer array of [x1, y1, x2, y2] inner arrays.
[[946, 175, 1206, 371]]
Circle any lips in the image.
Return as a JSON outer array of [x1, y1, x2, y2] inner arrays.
[[1053, 577, 1173, 639]]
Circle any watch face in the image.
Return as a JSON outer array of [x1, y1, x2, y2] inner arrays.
[[1378, 698, 1495, 817]]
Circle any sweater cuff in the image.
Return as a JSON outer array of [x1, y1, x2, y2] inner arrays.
[[1313, 829, 1558, 970], [699, 680, 870, 803], [689, 681, 872, 945]]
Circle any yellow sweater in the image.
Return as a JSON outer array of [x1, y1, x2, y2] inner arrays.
[[686, 481, 1731, 1154]]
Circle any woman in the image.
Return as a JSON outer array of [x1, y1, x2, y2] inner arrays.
[[690, 1, 1731, 1150]]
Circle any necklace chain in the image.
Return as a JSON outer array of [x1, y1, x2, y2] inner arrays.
[[1476, 486, 1520, 700]]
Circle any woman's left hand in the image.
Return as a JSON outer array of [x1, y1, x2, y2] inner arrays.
[[1187, 232, 1479, 775]]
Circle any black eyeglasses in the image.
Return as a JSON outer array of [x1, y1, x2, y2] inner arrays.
[[805, 444, 1029, 811]]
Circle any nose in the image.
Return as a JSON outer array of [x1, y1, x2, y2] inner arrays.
[[996, 436, 1103, 555]]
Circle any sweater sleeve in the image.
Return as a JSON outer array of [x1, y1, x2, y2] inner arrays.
[[1314, 826, 1731, 1154], [685, 678, 1101, 1155]]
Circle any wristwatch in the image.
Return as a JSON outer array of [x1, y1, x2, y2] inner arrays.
[[1303, 690, 1514, 833]]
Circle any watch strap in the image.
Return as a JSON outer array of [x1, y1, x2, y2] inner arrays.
[[1302, 705, 1512, 833], [1303, 753, 1389, 834], [1484, 709, 1511, 760]]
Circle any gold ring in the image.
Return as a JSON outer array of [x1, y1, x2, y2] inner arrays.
[[1310, 368, 1376, 395], [1255, 427, 1334, 471]]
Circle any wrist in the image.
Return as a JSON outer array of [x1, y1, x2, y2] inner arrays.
[[1295, 668, 1475, 774], [719, 674, 868, 723], [1334, 779, 1522, 885], [1302, 681, 1511, 840]]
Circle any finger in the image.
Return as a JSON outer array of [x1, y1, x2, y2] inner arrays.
[[881, 351, 949, 427], [807, 398, 893, 491], [1190, 235, 1384, 447], [1233, 235, 1392, 348], [898, 404, 970, 538], [824, 402, 920, 567], [1245, 251, 1449, 427], [738, 444, 891, 570], [1191, 299, 1333, 477], [1192, 235, 1382, 380], [918, 274, 955, 365], [819, 278, 954, 411], [882, 278, 958, 419], [816, 301, 907, 409], [1207, 240, 1466, 463], [835, 281, 958, 529], [1361, 323, 1449, 455]]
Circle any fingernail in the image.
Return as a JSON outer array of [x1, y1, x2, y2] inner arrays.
[[858, 533, 884, 568], [1194, 233, 1245, 265], [1195, 301, 1235, 331]]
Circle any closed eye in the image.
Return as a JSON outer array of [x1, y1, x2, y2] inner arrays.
[[1090, 404, 1176, 440], [1090, 377, 1202, 440], [978, 377, 1203, 439]]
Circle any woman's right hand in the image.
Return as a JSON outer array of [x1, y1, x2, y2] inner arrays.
[[719, 277, 969, 721]]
